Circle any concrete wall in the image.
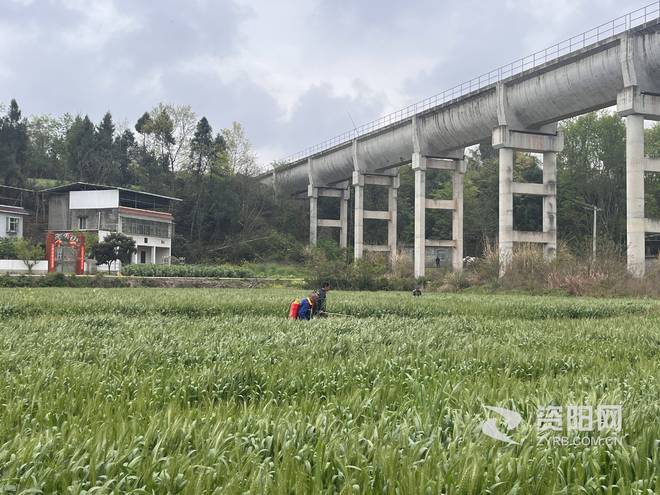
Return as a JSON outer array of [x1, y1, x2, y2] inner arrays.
[[47, 194, 69, 231], [49, 194, 121, 232], [274, 161, 309, 195], [312, 145, 354, 186], [358, 124, 413, 172], [96, 260, 122, 273], [0, 260, 48, 274]]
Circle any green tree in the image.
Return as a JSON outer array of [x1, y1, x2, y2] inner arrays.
[[0, 99, 29, 187], [645, 123, 660, 220], [115, 129, 136, 186], [15, 239, 44, 274], [148, 107, 175, 169], [95, 112, 117, 184], [65, 115, 97, 182], [26, 113, 69, 180], [135, 111, 152, 149], [190, 117, 214, 175], [95, 233, 136, 272], [557, 112, 626, 249], [223, 122, 257, 176], [211, 133, 229, 175]]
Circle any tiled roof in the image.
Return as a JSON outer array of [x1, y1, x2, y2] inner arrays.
[[0, 205, 30, 216]]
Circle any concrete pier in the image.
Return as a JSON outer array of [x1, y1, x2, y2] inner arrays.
[[412, 153, 426, 278], [542, 152, 558, 260], [616, 32, 660, 276], [352, 171, 364, 259], [498, 148, 514, 275], [308, 184, 350, 248], [452, 160, 465, 271], [412, 152, 465, 278], [388, 176, 399, 263], [625, 114, 645, 276], [493, 122, 563, 275], [353, 170, 399, 263], [308, 185, 318, 246], [340, 188, 349, 248]]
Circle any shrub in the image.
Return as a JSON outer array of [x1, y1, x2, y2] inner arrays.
[[0, 238, 18, 259], [441, 270, 472, 291], [0, 272, 131, 288], [122, 263, 257, 278], [304, 247, 415, 291]]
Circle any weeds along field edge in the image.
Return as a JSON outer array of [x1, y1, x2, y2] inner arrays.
[[0, 288, 657, 320], [0, 298, 658, 493]]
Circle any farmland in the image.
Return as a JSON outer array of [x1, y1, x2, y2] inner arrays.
[[0, 289, 658, 493]]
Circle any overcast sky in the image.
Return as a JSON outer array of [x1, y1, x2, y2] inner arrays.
[[0, 0, 634, 166]]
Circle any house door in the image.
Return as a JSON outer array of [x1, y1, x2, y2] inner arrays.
[[56, 245, 77, 273], [140, 250, 146, 264]]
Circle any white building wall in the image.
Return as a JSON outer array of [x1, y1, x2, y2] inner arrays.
[[69, 190, 119, 210], [0, 260, 48, 274], [96, 226, 172, 266], [0, 212, 23, 238], [130, 234, 171, 265], [120, 215, 172, 265]]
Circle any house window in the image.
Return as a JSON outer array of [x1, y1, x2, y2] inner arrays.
[[120, 217, 171, 238], [78, 216, 87, 230], [6, 217, 19, 234]]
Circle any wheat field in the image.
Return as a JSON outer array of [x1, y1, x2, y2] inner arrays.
[[0, 289, 658, 493]]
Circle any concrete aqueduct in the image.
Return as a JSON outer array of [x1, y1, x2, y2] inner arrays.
[[260, 4, 660, 278]]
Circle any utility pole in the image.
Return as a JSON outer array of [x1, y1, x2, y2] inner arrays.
[[592, 205, 598, 260], [573, 200, 602, 262]]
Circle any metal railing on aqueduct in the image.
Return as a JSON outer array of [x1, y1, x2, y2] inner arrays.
[[279, 1, 660, 165]]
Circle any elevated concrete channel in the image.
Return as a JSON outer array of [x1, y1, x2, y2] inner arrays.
[[261, 4, 660, 277]]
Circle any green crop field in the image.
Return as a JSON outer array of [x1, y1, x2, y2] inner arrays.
[[0, 289, 658, 494]]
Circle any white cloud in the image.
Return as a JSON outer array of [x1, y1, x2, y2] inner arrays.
[[0, 0, 640, 165], [58, 0, 140, 50]]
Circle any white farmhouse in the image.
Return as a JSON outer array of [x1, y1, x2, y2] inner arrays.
[[0, 185, 31, 239], [44, 182, 181, 264]]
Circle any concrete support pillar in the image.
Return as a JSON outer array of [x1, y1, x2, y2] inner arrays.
[[543, 152, 557, 260], [412, 152, 426, 278], [626, 114, 646, 277], [498, 148, 514, 276], [151, 245, 157, 265], [308, 185, 318, 246], [388, 175, 399, 264], [353, 172, 364, 260], [452, 161, 465, 271], [309, 184, 350, 248], [340, 189, 349, 249]]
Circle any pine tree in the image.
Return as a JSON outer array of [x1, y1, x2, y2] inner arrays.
[[190, 117, 214, 174], [96, 112, 116, 184], [0, 99, 28, 186]]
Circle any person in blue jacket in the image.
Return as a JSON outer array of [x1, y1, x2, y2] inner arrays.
[[297, 294, 318, 320]]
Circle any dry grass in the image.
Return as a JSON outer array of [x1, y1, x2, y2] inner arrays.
[[444, 240, 660, 297]]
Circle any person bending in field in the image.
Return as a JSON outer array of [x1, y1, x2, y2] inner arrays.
[[313, 282, 331, 317], [297, 293, 318, 320]]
